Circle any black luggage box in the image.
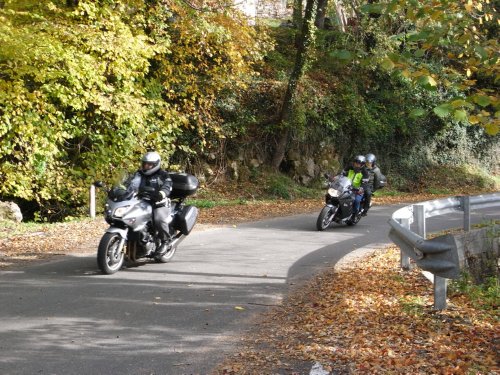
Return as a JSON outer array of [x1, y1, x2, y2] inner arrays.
[[169, 173, 199, 199], [175, 205, 199, 235]]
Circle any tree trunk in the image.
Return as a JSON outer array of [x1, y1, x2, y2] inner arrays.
[[271, 0, 318, 170], [315, 0, 328, 28], [293, 0, 303, 47]]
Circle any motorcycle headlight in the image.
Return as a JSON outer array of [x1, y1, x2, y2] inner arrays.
[[328, 188, 340, 197], [113, 206, 130, 218]]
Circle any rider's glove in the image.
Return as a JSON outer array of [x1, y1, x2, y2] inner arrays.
[[152, 190, 166, 202]]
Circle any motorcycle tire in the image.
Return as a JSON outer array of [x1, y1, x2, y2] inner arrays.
[[316, 206, 335, 231], [346, 212, 361, 226], [155, 244, 177, 263], [97, 232, 125, 275]]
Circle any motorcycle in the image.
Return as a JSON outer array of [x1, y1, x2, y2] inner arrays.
[[316, 174, 366, 231], [95, 172, 199, 275]]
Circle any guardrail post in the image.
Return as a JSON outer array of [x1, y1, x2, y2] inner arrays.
[[433, 276, 447, 310], [414, 204, 426, 238], [89, 184, 96, 219], [399, 217, 412, 270], [415, 203, 448, 309], [462, 195, 471, 232]]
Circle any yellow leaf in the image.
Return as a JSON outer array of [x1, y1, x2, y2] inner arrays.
[[466, 68, 472, 77], [235, 306, 245, 310], [485, 122, 499, 135], [468, 115, 480, 124], [465, 0, 473, 12]]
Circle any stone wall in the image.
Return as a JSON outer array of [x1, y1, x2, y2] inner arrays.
[[455, 225, 500, 284], [256, 0, 289, 19]]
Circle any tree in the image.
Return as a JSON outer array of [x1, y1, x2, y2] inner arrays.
[[315, 0, 328, 29], [0, 0, 269, 219], [271, 0, 319, 170]]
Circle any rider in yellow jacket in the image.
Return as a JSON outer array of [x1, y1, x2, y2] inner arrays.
[[342, 155, 369, 218]]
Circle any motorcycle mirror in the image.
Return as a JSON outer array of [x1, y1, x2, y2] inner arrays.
[[93, 181, 104, 188]]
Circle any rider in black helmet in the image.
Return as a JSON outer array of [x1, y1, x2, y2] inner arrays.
[[342, 155, 369, 219], [362, 153, 384, 216], [132, 151, 173, 257]]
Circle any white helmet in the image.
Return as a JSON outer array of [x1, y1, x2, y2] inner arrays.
[[141, 151, 161, 176], [365, 153, 376, 166]]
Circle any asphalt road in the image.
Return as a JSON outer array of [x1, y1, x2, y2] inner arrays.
[[0, 203, 497, 375]]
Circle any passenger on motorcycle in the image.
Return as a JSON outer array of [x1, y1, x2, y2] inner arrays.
[[362, 153, 384, 216], [129, 151, 173, 256], [342, 155, 369, 218]]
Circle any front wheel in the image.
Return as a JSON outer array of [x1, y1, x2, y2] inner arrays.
[[97, 232, 125, 275], [346, 212, 362, 226], [316, 206, 336, 231]]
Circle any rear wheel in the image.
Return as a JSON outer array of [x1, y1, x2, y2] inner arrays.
[[155, 244, 177, 263], [97, 233, 125, 275], [316, 206, 336, 231]]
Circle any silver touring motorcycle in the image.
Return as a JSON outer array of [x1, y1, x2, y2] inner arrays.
[[95, 173, 199, 275]]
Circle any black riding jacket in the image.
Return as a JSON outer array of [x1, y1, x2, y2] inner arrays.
[[366, 165, 383, 191], [128, 169, 173, 199]]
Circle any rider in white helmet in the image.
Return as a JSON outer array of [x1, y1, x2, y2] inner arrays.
[[135, 151, 173, 256], [362, 153, 384, 216]]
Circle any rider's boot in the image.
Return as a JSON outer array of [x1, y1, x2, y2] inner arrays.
[[155, 239, 171, 257]]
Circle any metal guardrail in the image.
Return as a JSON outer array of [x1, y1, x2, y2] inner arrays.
[[388, 192, 500, 309]]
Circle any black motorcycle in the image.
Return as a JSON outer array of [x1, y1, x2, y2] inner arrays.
[[96, 172, 199, 274], [316, 174, 366, 231]]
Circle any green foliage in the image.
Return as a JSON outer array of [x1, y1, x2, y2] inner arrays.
[[450, 274, 499, 312], [367, 0, 499, 135], [393, 140, 499, 192], [265, 173, 317, 199], [0, 1, 178, 218], [189, 198, 248, 209], [399, 296, 426, 317], [0, 216, 95, 239], [0, 0, 270, 220], [425, 187, 453, 195]]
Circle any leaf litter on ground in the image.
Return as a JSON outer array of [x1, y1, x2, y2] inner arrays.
[[213, 246, 498, 375]]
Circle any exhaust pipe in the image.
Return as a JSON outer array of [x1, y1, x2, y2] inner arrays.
[[170, 232, 186, 249]]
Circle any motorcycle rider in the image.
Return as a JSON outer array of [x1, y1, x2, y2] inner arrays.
[[362, 153, 384, 216], [130, 151, 173, 257], [342, 155, 369, 219]]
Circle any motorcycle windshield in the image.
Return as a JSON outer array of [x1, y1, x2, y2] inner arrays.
[[108, 172, 140, 201], [331, 175, 352, 191]]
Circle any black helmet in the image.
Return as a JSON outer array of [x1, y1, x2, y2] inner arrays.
[[365, 153, 376, 166], [141, 151, 161, 176], [354, 155, 366, 165]]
